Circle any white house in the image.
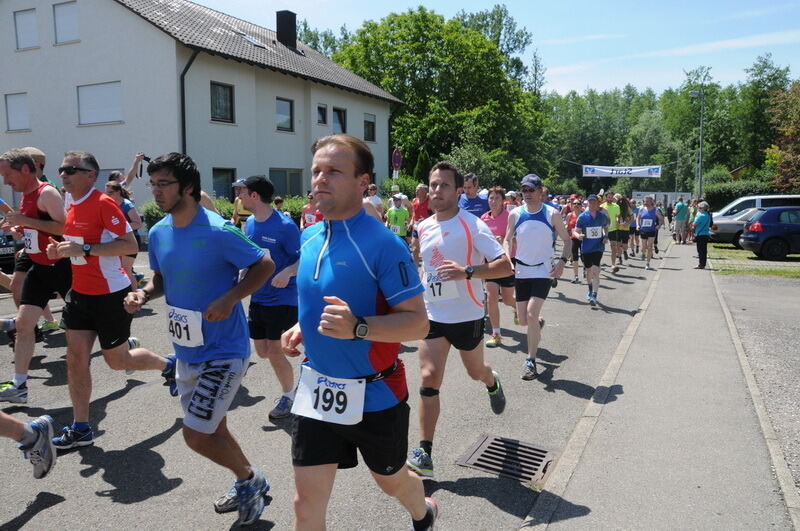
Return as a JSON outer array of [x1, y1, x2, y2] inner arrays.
[[1, 0, 400, 207]]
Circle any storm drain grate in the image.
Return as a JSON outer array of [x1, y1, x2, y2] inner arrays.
[[455, 433, 557, 487]]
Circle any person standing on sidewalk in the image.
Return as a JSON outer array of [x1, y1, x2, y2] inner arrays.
[[692, 201, 711, 269], [673, 196, 689, 244], [282, 134, 438, 531]]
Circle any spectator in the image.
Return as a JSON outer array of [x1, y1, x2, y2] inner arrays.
[[692, 201, 711, 269]]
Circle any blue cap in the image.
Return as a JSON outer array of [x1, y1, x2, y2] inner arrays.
[[587, 194, 599, 201], [520, 174, 543, 189]]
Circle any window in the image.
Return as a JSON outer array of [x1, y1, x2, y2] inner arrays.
[[332, 107, 346, 134], [210, 82, 234, 122], [363, 113, 376, 142], [276, 98, 294, 132], [317, 104, 327, 125], [269, 168, 303, 197], [5, 93, 30, 131], [212, 168, 236, 200], [779, 210, 800, 224], [77, 82, 122, 124], [725, 199, 755, 216], [763, 197, 800, 208], [14, 9, 38, 50], [53, 2, 78, 44]]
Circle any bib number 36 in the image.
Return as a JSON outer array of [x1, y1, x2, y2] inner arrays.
[[292, 364, 365, 425]]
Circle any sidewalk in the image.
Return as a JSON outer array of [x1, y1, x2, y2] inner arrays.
[[529, 243, 794, 529]]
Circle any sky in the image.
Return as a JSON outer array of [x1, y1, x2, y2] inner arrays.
[[191, 0, 800, 94]]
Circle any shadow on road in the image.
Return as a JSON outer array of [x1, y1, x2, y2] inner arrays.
[[425, 476, 535, 519], [520, 489, 591, 527], [1, 491, 66, 530], [229, 382, 266, 412], [537, 362, 624, 404], [78, 417, 184, 503]]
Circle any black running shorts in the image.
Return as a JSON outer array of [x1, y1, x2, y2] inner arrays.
[[640, 231, 656, 239], [515, 277, 552, 302], [62, 287, 132, 350], [14, 251, 33, 273], [292, 400, 409, 476], [20, 259, 71, 308], [487, 274, 515, 288], [425, 318, 484, 351], [607, 230, 621, 242], [581, 251, 603, 268], [248, 303, 298, 341]]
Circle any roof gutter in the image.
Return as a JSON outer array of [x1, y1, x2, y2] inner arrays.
[[180, 49, 200, 154]]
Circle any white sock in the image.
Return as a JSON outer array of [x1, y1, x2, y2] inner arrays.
[[492, 328, 500, 335], [282, 390, 295, 400], [13, 373, 28, 387]]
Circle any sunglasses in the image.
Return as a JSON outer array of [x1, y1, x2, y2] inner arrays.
[[58, 166, 92, 175]]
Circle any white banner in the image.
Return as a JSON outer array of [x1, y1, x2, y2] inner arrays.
[[582, 165, 662, 178]]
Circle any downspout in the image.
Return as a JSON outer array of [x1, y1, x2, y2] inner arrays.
[[180, 49, 200, 155]]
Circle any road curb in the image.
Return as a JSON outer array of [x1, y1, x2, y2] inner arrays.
[[520, 242, 673, 530], [710, 273, 800, 529]]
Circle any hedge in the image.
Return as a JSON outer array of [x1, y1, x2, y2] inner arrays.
[[703, 180, 778, 211]]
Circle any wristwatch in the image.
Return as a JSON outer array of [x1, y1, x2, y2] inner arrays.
[[82, 244, 92, 257], [464, 265, 475, 280], [353, 316, 369, 340]]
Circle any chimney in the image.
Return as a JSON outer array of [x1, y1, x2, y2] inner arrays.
[[276, 10, 296, 48]]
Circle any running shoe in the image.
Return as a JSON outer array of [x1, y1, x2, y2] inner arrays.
[[0, 381, 28, 403], [645, 264, 654, 271], [214, 483, 239, 513], [162, 355, 178, 397], [409, 497, 440, 531], [124, 337, 141, 375], [485, 334, 502, 348], [38, 320, 60, 332], [588, 294, 597, 306], [623, 250, 629, 260], [521, 359, 539, 381], [407, 448, 434, 478], [236, 468, 270, 526], [52, 425, 94, 449], [612, 265, 619, 274], [571, 277, 580, 284], [19, 415, 56, 479], [654, 246, 659, 254], [488, 371, 506, 414], [268, 395, 293, 420], [550, 278, 558, 288]]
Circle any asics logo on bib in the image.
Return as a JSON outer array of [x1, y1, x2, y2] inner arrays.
[[168, 308, 190, 324], [317, 377, 347, 390]]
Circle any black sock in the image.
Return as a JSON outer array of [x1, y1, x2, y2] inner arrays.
[[486, 379, 498, 393], [420, 440, 432, 456], [412, 506, 433, 531]]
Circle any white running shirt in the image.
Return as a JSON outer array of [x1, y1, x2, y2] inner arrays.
[[417, 209, 505, 323]]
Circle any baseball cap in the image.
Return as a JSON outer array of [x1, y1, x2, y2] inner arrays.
[[242, 175, 274, 198], [520, 174, 543, 189], [391, 184, 400, 192], [587, 194, 599, 201], [232, 179, 246, 188], [392, 194, 402, 201], [507, 191, 517, 198], [20, 147, 46, 167]]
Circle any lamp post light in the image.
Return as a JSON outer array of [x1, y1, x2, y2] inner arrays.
[[689, 90, 705, 198]]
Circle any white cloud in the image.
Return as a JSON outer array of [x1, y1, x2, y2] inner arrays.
[[725, 3, 798, 20], [632, 30, 800, 58], [540, 34, 625, 46]]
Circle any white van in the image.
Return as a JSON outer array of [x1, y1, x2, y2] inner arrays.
[[714, 195, 800, 219]]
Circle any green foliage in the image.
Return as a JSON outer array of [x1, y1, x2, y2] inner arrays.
[[767, 82, 800, 193], [543, 177, 582, 196], [442, 143, 527, 191], [140, 201, 165, 231], [280, 196, 305, 225], [413, 150, 432, 183], [704, 164, 732, 185], [214, 198, 234, 220], [381, 174, 420, 199], [297, 19, 350, 56], [703, 180, 777, 211]]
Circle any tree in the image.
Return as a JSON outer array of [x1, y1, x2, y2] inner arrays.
[[767, 81, 800, 193], [297, 19, 350, 56], [413, 149, 431, 182]]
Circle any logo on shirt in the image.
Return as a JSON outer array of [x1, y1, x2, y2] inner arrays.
[[191, 240, 207, 249], [430, 246, 446, 269], [335, 261, 348, 267], [261, 236, 277, 244], [111, 216, 120, 226]]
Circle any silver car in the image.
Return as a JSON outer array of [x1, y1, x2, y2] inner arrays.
[[709, 208, 759, 247]]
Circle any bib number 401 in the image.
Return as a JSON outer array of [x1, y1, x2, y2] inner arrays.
[[168, 319, 191, 341], [312, 386, 347, 414]]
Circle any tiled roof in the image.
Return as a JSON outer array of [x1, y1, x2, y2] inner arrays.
[[112, 0, 401, 104]]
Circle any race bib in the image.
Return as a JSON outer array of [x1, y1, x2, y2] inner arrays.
[[292, 364, 365, 425], [166, 305, 204, 347], [586, 226, 603, 240], [62, 235, 86, 265], [23, 228, 40, 254], [390, 225, 402, 235], [423, 270, 459, 302], [641, 218, 653, 228], [304, 213, 316, 224]]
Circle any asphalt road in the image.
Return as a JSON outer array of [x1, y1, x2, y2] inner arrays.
[[0, 242, 729, 530]]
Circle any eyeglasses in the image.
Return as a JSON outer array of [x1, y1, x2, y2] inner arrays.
[[58, 166, 92, 175], [521, 187, 540, 193], [146, 180, 179, 190]]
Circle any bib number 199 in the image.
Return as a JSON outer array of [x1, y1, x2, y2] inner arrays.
[[312, 386, 347, 414]]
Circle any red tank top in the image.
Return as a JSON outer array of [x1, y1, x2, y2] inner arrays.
[[20, 182, 60, 265]]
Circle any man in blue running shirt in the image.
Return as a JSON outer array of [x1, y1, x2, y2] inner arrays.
[[458, 173, 490, 217], [574, 194, 609, 306], [124, 153, 275, 527], [281, 134, 439, 531]]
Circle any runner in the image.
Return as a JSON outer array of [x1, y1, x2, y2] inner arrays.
[[231, 179, 253, 229], [630, 199, 641, 256], [573, 194, 609, 306], [45, 151, 173, 449], [238, 175, 301, 420], [0, 149, 71, 404], [458, 173, 489, 217], [104, 180, 143, 290], [390, 183, 414, 220], [1, 411, 56, 478], [636, 195, 664, 271], [124, 153, 275, 526], [600, 191, 621, 273], [504, 174, 570, 380], [300, 192, 323, 230], [411, 183, 432, 264], [281, 134, 438, 530], [365, 183, 385, 219], [481, 187, 516, 348], [407, 162, 512, 478], [616, 195, 633, 263], [386, 194, 411, 245], [566, 198, 584, 283]]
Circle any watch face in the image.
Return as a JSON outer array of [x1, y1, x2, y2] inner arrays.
[[356, 324, 369, 338]]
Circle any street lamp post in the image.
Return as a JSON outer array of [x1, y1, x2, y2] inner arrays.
[[689, 90, 705, 198]]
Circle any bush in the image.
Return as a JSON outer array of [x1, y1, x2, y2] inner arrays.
[[381, 173, 420, 199], [704, 164, 731, 185], [703, 180, 778, 211], [281, 196, 305, 225], [140, 201, 165, 231], [214, 198, 234, 220]]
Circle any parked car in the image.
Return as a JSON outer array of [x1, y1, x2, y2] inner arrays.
[[739, 206, 800, 261], [713, 194, 800, 219], [0, 230, 23, 272], [709, 207, 759, 247]]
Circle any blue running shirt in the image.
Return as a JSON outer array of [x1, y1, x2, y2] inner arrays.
[[148, 207, 265, 363], [297, 209, 424, 412], [245, 210, 300, 307], [458, 195, 490, 218], [576, 210, 609, 254]]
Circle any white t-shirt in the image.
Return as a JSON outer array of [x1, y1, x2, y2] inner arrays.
[[417, 209, 505, 324], [367, 194, 383, 210]]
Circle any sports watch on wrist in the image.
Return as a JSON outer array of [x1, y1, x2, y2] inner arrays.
[[82, 244, 92, 257], [464, 265, 475, 280], [353, 316, 369, 340]]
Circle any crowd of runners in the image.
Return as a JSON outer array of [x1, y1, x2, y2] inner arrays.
[[0, 134, 707, 529]]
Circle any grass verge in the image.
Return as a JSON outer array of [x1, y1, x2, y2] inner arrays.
[[709, 243, 800, 277]]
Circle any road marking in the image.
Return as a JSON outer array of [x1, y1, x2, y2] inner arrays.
[[520, 242, 673, 530], [710, 273, 800, 529]]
